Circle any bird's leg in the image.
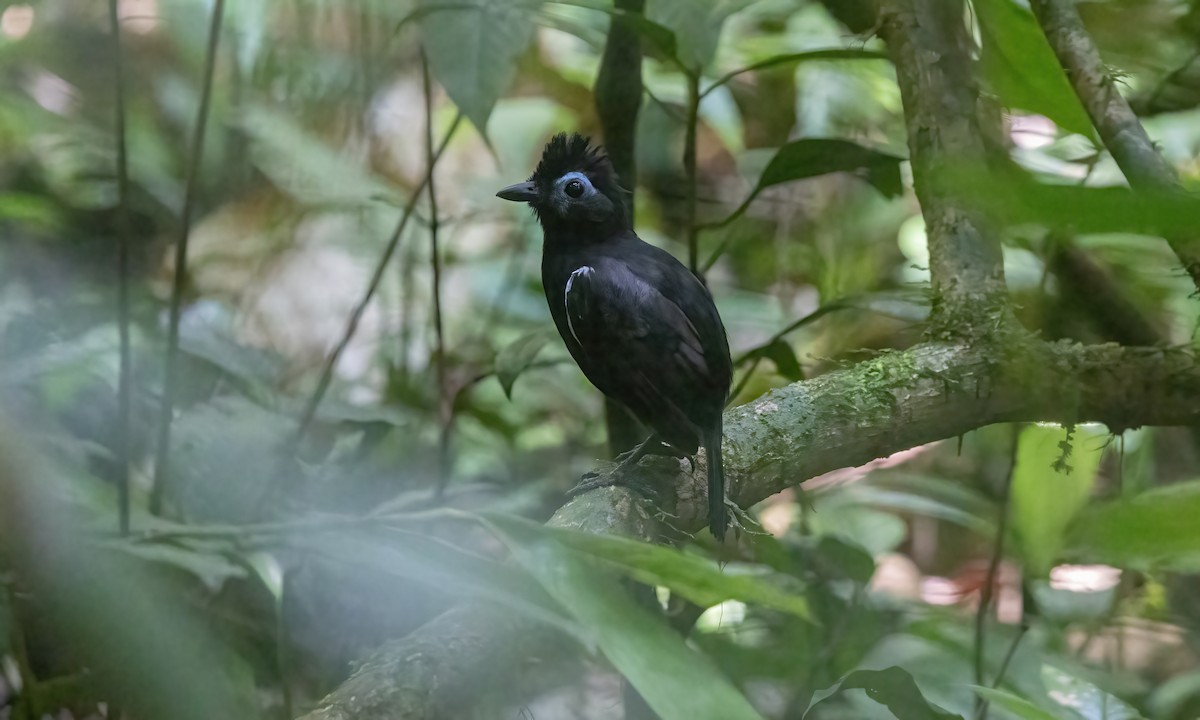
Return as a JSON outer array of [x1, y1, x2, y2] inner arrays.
[[568, 434, 661, 497]]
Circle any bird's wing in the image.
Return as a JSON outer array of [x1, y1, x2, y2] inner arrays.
[[560, 257, 722, 445]]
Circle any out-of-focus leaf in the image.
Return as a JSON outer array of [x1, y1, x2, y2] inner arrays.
[[1040, 665, 1147, 720], [104, 540, 248, 594], [805, 667, 962, 719], [861, 473, 999, 538], [748, 338, 803, 381], [0, 192, 62, 231], [492, 518, 765, 720], [715, 139, 904, 228], [418, 0, 540, 138], [240, 104, 395, 206], [244, 550, 285, 603], [300, 529, 579, 637], [646, 0, 750, 69], [1011, 424, 1106, 577], [178, 309, 285, 388], [973, 0, 1095, 138], [704, 49, 889, 96], [0, 434, 262, 719], [972, 687, 1062, 720], [1065, 480, 1200, 570], [496, 329, 552, 399], [491, 515, 811, 620]]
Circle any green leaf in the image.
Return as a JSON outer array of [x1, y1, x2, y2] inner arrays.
[[104, 540, 249, 594], [1065, 480, 1200, 570], [418, 0, 540, 138], [1041, 664, 1147, 720], [491, 515, 811, 621], [645, 0, 750, 69], [1011, 424, 1107, 577], [973, 0, 1095, 138], [748, 338, 804, 381], [972, 687, 1063, 720], [805, 667, 962, 719], [715, 139, 904, 229], [496, 329, 552, 399], [303, 529, 579, 637], [1012, 424, 1104, 576], [490, 517, 765, 720], [704, 49, 889, 97]]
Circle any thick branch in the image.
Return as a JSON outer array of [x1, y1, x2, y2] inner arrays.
[[1030, 0, 1200, 288], [876, 0, 1008, 330], [298, 337, 1200, 720]]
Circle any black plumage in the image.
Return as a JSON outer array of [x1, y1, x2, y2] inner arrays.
[[497, 133, 734, 539]]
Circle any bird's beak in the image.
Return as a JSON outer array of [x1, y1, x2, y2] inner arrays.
[[496, 181, 538, 202]]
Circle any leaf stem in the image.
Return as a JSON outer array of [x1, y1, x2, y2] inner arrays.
[[149, 0, 226, 515], [107, 0, 133, 534]]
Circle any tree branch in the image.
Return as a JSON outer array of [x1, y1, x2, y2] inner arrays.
[[876, 0, 1008, 331], [1029, 0, 1200, 289]]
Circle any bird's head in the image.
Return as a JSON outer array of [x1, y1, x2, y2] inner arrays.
[[496, 133, 629, 232]]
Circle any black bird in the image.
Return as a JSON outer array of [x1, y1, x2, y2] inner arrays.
[[497, 133, 733, 539]]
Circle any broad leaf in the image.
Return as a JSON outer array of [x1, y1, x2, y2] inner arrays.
[[491, 518, 765, 720], [805, 667, 962, 719], [491, 515, 811, 620], [715, 139, 904, 228], [496, 329, 552, 399], [973, 0, 1095, 138], [1011, 424, 1107, 577], [646, 0, 750, 69], [1065, 479, 1200, 570], [972, 687, 1062, 720], [419, 0, 540, 138]]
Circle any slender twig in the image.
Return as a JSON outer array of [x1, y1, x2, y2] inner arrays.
[[973, 424, 1020, 720], [107, 0, 133, 535], [699, 48, 887, 99], [683, 71, 701, 276], [1029, 0, 1200, 290], [149, 0, 226, 515], [292, 112, 462, 445], [423, 51, 453, 498]]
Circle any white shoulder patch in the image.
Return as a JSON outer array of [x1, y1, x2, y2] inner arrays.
[[564, 266, 595, 347]]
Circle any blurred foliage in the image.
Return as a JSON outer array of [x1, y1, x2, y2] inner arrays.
[[0, 0, 1198, 719]]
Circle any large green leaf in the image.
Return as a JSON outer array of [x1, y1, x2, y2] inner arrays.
[[713, 139, 904, 229], [972, 0, 1095, 138], [1065, 480, 1200, 570], [1011, 424, 1107, 577], [805, 667, 962, 719], [495, 329, 552, 399], [419, 0, 541, 138], [645, 0, 750, 69], [491, 515, 811, 620], [972, 687, 1063, 720], [491, 517, 765, 720]]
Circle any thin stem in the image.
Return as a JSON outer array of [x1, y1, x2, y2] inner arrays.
[[683, 70, 701, 276], [292, 112, 463, 445], [974, 424, 1020, 719], [107, 0, 133, 535], [423, 51, 452, 498], [149, 0, 226, 515]]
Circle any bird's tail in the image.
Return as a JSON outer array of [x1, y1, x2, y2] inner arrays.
[[705, 424, 728, 541]]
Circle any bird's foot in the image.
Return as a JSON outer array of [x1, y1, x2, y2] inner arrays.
[[567, 466, 659, 499]]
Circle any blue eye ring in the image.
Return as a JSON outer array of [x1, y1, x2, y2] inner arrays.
[[564, 179, 585, 198]]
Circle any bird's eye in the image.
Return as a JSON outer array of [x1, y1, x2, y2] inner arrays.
[[564, 179, 585, 198]]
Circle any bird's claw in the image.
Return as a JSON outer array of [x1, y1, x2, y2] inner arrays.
[[567, 466, 658, 499]]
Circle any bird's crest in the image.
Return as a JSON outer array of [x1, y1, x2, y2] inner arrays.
[[530, 133, 618, 191]]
